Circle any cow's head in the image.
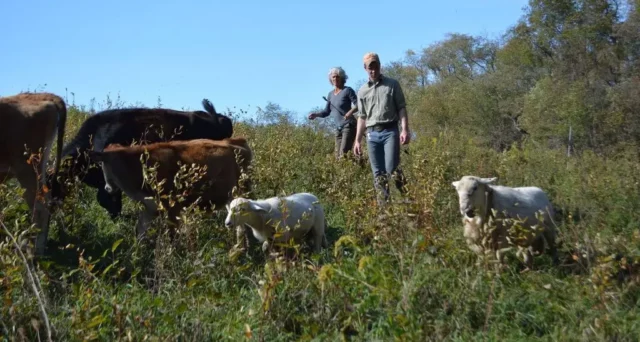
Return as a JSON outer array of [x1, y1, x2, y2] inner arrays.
[[451, 176, 497, 219], [87, 150, 118, 194]]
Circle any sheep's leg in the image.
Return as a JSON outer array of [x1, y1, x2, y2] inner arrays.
[[465, 239, 485, 268], [321, 216, 329, 249], [466, 239, 484, 255], [310, 212, 327, 253], [542, 226, 560, 265], [234, 224, 248, 251], [310, 228, 324, 253], [493, 252, 503, 273], [494, 249, 507, 273], [520, 247, 534, 273]]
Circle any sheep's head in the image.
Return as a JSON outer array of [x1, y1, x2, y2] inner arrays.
[[451, 176, 497, 219], [224, 198, 268, 228]]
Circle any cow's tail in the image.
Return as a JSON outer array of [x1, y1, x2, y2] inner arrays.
[[54, 99, 67, 177], [228, 138, 253, 167], [49, 97, 67, 200], [228, 137, 253, 195], [202, 98, 218, 117]]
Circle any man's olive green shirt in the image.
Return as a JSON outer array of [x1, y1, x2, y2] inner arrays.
[[356, 74, 407, 128]]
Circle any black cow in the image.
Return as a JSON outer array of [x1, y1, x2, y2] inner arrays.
[[50, 99, 233, 219]]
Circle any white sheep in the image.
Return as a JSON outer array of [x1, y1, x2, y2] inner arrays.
[[224, 192, 329, 254], [451, 176, 559, 270]]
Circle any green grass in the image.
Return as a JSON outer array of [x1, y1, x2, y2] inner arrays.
[[1, 105, 639, 341]]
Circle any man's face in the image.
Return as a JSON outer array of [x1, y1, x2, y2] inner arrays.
[[365, 61, 381, 81]]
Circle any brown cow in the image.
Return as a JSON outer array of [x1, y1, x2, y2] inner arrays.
[[0, 92, 67, 255], [88, 137, 253, 242]]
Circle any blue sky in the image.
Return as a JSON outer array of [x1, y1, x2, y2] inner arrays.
[[1, 0, 529, 121]]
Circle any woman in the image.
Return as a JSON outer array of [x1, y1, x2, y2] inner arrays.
[[308, 67, 359, 159]]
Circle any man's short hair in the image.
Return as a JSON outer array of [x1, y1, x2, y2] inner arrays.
[[363, 52, 380, 67]]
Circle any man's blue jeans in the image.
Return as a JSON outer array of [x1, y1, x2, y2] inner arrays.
[[366, 126, 407, 205]]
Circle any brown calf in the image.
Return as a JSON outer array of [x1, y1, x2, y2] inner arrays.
[[88, 137, 253, 240], [0, 92, 67, 255]]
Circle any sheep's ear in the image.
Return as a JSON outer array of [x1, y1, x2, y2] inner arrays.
[[480, 177, 497, 184], [225, 203, 231, 211], [451, 181, 460, 188], [248, 202, 268, 212]]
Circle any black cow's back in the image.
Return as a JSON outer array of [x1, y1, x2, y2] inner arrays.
[[63, 106, 232, 157], [54, 103, 233, 218]]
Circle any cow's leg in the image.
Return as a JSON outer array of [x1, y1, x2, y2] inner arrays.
[[135, 211, 148, 239], [133, 199, 157, 243], [530, 234, 545, 256], [14, 163, 52, 256], [0, 172, 9, 184], [166, 206, 182, 241], [136, 198, 158, 239], [261, 240, 271, 253], [97, 186, 123, 220], [29, 136, 55, 256], [135, 209, 158, 249]]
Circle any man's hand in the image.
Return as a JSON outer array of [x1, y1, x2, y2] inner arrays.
[[353, 117, 366, 156], [308, 113, 317, 120], [353, 140, 362, 156], [400, 129, 411, 145], [398, 107, 410, 145]]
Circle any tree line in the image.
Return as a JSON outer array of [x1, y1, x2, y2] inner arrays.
[[381, 0, 639, 156]]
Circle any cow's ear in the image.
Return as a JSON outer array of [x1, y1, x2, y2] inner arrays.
[[88, 150, 104, 162], [480, 177, 497, 184], [451, 181, 460, 188]]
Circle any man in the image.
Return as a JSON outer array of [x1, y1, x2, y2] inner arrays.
[[353, 52, 411, 205]]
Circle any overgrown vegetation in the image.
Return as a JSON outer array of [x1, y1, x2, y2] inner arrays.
[[2, 0, 640, 340]]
